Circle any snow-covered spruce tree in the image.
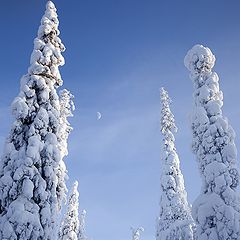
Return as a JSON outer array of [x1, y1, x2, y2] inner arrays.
[[156, 88, 195, 240], [59, 181, 79, 240], [57, 89, 75, 205], [131, 227, 144, 240], [59, 89, 74, 158], [184, 44, 240, 239], [0, 1, 71, 239], [78, 210, 88, 240]]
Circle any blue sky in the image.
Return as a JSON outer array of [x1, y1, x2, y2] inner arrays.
[[1, 1, 240, 239]]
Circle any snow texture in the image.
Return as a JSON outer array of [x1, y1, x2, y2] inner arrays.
[[185, 44, 240, 240], [156, 88, 195, 240], [59, 181, 80, 240], [0, 2, 72, 239], [57, 89, 74, 206], [131, 227, 144, 240], [78, 210, 88, 240]]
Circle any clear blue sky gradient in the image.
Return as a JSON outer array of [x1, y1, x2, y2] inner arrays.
[[1, 1, 240, 239]]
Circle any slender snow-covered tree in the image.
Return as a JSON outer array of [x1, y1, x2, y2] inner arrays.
[[156, 88, 195, 240], [78, 210, 88, 240], [59, 89, 74, 158], [131, 227, 144, 240], [0, 1, 70, 239], [59, 181, 80, 240], [57, 89, 75, 205], [184, 44, 240, 239]]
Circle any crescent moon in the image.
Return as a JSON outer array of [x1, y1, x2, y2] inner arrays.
[[97, 112, 102, 120]]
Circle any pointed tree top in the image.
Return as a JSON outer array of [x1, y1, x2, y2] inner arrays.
[[160, 87, 171, 105], [67, 180, 79, 207], [73, 180, 79, 189], [79, 210, 88, 240], [184, 44, 215, 74], [81, 209, 87, 216], [131, 227, 144, 240], [71, 181, 79, 196], [37, 0, 60, 39], [160, 87, 177, 135], [46, 1, 56, 10], [28, 0, 65, 85]]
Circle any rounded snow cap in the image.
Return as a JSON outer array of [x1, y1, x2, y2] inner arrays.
[[73, 181, 78, 188], [46, 1, 56, 10], [184, 44, 215, 73]]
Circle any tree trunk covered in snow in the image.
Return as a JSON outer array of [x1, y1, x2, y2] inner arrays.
[[185, 44, 240, 240], [59, 181, 80, 240], [0, 1, 72, 239], [156, 88, 195, 240]]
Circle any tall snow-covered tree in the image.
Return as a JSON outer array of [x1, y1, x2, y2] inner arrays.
[[57, 89, 75, 205], [0, 1, 70, 239], [156, 88, 195, 240], [131, 227, 144, 240], [59, 89, 74, 159], [184, 44, 240, 239], [78, 210, 88, 240], [59, 181, 80, 240]]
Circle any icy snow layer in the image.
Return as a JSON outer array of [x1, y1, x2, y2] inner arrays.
[[185, 44, 240, 240], [0, 1, 72, 240], [156, 88, 195, 240]]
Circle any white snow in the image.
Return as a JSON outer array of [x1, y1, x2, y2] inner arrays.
[[185, 44, 240, 240], [0, 1, 73, 239], [59, 181, 80, 240], [156, 88, 195, 240], [132, 227, 144, 240], [78, 209, 88, 240]]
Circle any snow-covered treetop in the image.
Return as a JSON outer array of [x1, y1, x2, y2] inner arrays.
[[59, 181, 80, 240], [0, 1, 69, 239], [160, 87, 177, 153], [160, 87, 177, 135], [131, 227, 144, 240], [59, 89, 75, 157], [79, 209, 87, 229], [29, 0, 65, 86], [157, 88, 195, 240], [70, 181, 79, 204], [184, 44, 215, 74], [79, 209, 88, 240], [185, 45, 240, 239], [38, 1, 59, 35], [60, 89, 75, 118]]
